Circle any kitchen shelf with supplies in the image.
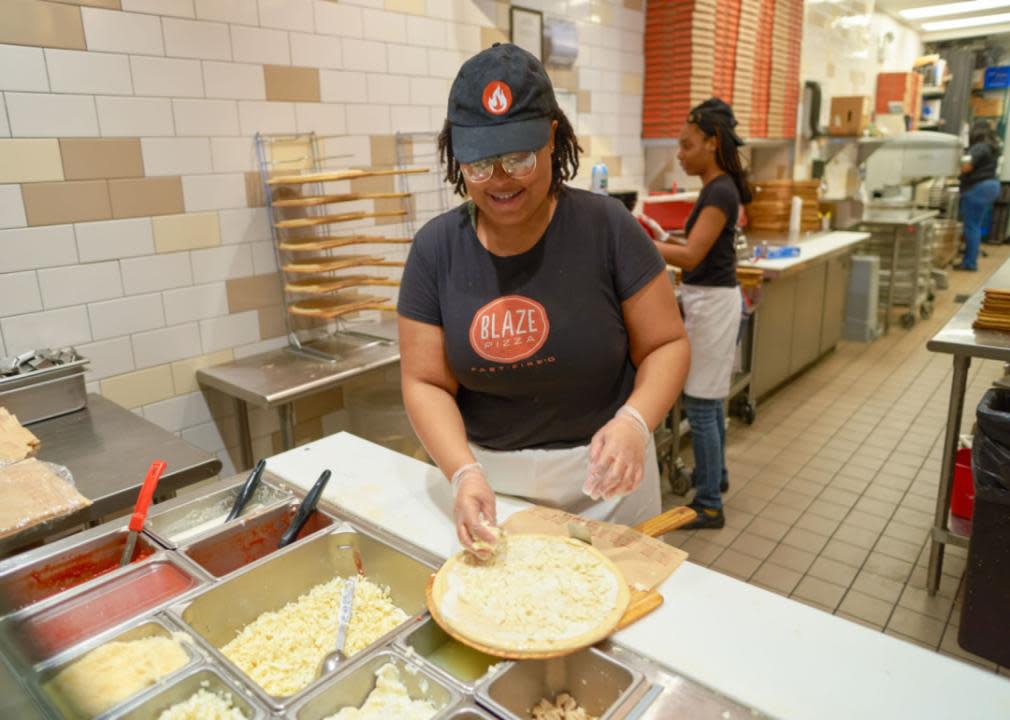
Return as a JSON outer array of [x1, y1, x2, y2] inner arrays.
[[254, 132, 431, 362]]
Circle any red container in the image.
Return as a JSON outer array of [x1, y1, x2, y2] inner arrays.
[[952, 447, 975, 519], [643, 194, 697, 230]]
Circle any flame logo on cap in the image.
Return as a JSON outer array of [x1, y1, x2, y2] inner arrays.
[[482, 81, 512, 116]]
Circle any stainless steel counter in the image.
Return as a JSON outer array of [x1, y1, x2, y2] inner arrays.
[[859, 207, 939, 226], [925, 254, 1010, 594], [3, 395, 222, 556], [196, 319, 401, 470]]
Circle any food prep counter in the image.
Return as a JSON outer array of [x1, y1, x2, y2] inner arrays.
[[738, 230, 869, 400]]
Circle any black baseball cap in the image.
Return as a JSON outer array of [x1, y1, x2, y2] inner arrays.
[[447, 43, 558, 164], [688, 98, 745, 147]]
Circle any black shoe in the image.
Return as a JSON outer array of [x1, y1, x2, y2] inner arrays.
[[684, 502, 725, 529]]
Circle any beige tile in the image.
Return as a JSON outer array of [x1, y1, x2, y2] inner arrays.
[[623, 0, 643, 11], [547, 68, 577, 92], [621, 73, 642, 95], [807, 556, 859, 587], [784, 476, 823, 496], [775, 489, 814, 511], [264, 65, 320, 103], [837, 589, 894, 627], [851, 570, 905, 604], [781, 527, 830, 554], [883, 628, 934, 649], [865, 484, 905, 504], [225, 273, 283, 313], [831, 474, 870, 494], [821, 538, 870, 567], [258, 305, 287, 339], [767, 544, 817, 574], [170, 350, 234, 395], [0, 0, 86, 49], [726, 493, 768, 515], [384, 0, 426, 14], [696, 524, 741, 548], [109, 177, 185, 218], [680, 536, 724, 566], [834, 523, 880, 549], [874, 535, 923, 564], [751, 562, 802, 595], [794, 512, 841, 536], [806, 499, 850, 521], [101, 365, 175, 409], [845, 510, 889, 533], [897, 584, 955, 621], [723, 508, 755, 530], [792, 576, 846, 612], [479, 26, 508, 49], [863, 552, 914, 584], [836, 612, 885, 632], [245, 171, 265, 208], [746, 516, 791, 542], [887, 606, 944, 648], [728, 532, 777, 560], [710, 548, 762, 581], [293, 388, 344, 422], [60, 138, 143, 180], [577, 90, 592, 114], [152, 211, 220, 252], [602, 156, 622, 178], [22, 180, 111, 226], [0, 139, 65, 183], [761, 504, 804, 526], [369, 135, 400, 168]]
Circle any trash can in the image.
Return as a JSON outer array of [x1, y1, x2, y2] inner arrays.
[[958, 389, 1010, 665]]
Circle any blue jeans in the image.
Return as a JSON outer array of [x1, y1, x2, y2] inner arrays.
[[684, 394, 725, 510], [960, 179, 1001, 270]]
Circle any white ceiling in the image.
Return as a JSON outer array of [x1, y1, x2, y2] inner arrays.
[[876, 0, 1010, 41]]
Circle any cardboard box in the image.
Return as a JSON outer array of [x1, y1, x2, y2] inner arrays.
[[829, 96, 871, 136], [972, 94, 1004, 118]]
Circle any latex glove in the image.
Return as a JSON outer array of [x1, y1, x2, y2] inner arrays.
[[637, 214, 670, 243], [584, 406, 650, 501], [451, 463, 499, 559]]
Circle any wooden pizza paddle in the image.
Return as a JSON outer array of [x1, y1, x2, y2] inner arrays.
[[425, 504, 697, 660]]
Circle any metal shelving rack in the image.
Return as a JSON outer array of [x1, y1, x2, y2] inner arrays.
[[255, 132, 426, 361]]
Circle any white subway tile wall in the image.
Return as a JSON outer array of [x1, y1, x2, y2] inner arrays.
[[0, 0, 646, 470]]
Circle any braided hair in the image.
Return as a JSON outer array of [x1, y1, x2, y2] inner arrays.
[[437, 108, 583, 197]]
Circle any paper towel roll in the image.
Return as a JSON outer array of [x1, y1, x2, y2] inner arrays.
[[789, 195, 803, 238]]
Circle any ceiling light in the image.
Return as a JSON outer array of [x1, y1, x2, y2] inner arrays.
[[922, 11, 1010, 29], [902, 0, 1010, 20]]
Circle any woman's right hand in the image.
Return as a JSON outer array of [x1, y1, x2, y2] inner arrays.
[[453, 465, 498, 558]]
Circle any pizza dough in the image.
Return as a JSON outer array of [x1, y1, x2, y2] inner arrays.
[[432, 534, 629, 655], [44, 635, 189, 718], [0, 408, 39, 461], [0, 458, 91, 539]]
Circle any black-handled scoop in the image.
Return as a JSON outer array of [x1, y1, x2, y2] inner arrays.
[[278, 469, 331, 548], [226, 459, 266, 522]]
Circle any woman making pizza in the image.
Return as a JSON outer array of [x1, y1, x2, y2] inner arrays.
[[648, 99, 750, 530], [397, 43, 690, 554]]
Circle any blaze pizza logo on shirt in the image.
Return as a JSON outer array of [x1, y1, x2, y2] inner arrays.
[[482, 81, 512, 116], [468, 295, 549, 363]]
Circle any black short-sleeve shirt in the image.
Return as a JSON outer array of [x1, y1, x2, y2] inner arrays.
[[397, 187, 665, 451], [961, 142, 998, 192], [682, 175, 740, 287]]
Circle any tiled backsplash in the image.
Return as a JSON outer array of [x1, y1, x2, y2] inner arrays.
[[0, 0, 646, 475]]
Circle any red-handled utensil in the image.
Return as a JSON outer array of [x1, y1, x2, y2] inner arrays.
[[119, 460, 167, 567]]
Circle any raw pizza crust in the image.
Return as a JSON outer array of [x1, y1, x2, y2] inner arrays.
[[431, 534, 629, 656], [0, 408, 40, 462], [0, 458, 91, 539]]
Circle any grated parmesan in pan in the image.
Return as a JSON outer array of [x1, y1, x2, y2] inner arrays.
[[156, 689, 246, 720], [221, 576, 407, 697]]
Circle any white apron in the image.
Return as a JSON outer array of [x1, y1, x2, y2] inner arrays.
[[470, 437, 662, 526], [680, 284, 742, 399]]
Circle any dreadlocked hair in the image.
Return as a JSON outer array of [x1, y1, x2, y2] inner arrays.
[[437, 108, 583, 197], [712, 126, 752, 204]]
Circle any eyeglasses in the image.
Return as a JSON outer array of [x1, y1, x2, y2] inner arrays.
[[460, 151, 538, 184]]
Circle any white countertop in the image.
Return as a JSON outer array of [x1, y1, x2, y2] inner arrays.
[[266, 432, 1010, 720], [739, 230, 869, 278]]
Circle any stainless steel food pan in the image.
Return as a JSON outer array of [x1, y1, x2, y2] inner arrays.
[[180, 501, 336, 579], [113, 666, 267, 719], [397, 616, 510, 692], [174, 524, 436, 708], [444, 702, 498, 719], [476, 646, 643, 720], [144, 479, 292, 549], [0, 358, 88, 424], [35, 617, 201, 719], [292, 649, 459, 720]]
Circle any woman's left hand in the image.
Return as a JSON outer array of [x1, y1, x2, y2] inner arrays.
[[584, 414, 646, 500]]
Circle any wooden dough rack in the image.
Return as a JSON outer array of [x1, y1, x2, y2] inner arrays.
[[278, 235, 412, 252], [974, 288, 1010, 332]]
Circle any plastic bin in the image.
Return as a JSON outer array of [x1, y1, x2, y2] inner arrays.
[[951, 447, 974, 520], [958, 389, 1010, 666], [642, 193, 697, 230]]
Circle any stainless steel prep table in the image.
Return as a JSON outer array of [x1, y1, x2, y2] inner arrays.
[[925, 254, 1010, 594], [196, 319, 400, 471], [3, 394, 222, 555], [850, 207, 939, 334]]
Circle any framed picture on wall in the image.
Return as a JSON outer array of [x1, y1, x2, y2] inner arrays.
[[510, 6, 543, 62]]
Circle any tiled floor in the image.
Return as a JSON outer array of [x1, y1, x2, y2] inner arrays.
[[662, 242, 1010, 678]]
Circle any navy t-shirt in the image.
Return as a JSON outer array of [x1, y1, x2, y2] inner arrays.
[[961, 142, 998, 192], [682, 174, 740, 287], [397, 187, 665, 451]]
